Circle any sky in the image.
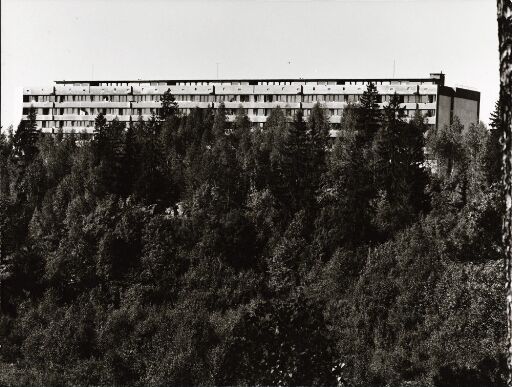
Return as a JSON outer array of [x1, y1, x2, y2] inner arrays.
[[1, 0, 499, 130]]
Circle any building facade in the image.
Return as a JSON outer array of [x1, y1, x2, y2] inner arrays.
[[21, 73, 479, 133]]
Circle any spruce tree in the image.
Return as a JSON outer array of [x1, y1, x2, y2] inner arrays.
[[372, 93, 418, 233], [485, 98, 505, 185], [13, 106, 40, 165], [356, 82, 382, 144], [281, 109, 310, 211], [307, 103, 330, 179], [316, 105, 376, 251], [213, 102, 228, 138], [159, 88, 179, 121], [92, 112, 108, 158]]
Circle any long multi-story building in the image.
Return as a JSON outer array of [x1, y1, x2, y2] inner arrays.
[[21, 73, 479, 133]]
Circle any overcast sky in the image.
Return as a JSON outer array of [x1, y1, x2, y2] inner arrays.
[[1, 0, 499, 129]]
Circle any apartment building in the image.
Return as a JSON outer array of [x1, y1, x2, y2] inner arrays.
[[21, 73, 480, 133]]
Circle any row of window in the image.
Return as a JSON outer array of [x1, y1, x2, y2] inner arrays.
[[26, 103, 438, 117], [31, 107, 436, 124], [66, 80, 437, 87], [24, 93, 438, 105]]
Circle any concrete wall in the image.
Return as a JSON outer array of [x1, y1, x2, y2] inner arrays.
[[22, 76, 464, 130], [437, 94, 452, 130], [453, 97, 479, 129], [437, 86, 480, 130]]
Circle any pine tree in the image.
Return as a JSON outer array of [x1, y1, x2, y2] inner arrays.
[[159, 88, 178, 121], [92, 112, 108, 157], [316, 105, 376, 251], [373, 93, 427, 233], [356, 82, 382, 144], [403, 110, 430, 213], [13, 106, 40, 165], [373, 93, 407, 196], [428, 116, 465, 180], [281, 109, 311, 211], [307, 102, 330, 180], [485, 98, 505, 185], [213, 102, 228, 138]]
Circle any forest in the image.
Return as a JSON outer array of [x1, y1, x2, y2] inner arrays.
[[0, 85, 507, 386]]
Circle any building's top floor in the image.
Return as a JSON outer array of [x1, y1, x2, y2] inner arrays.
[[54, 73, 446, 87]]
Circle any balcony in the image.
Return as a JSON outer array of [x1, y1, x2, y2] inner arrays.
[[132, 85, 213, 95], [54, 101, 131, 108], [217, 101, 298, 109], [22, 114, 53, 121], [303, 85, 364, 95], [55, 85, 93, 95], [73, 86, 131, 95], [23, 86, 53, 95], [302, 101, 346, 109], [53, 114, 95, 121], [23, 101, 54, 108], [253, 85, 301, 95], [215, 85, 254, 95]]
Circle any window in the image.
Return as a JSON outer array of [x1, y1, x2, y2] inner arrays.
[[240, 95, 249, 102], [23, 95, 29, 102]]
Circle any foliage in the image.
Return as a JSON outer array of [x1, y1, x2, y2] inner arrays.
[[0, 89, 505, 386]]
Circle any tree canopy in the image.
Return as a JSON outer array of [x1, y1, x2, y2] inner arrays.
[[0, 86, 505, 386]]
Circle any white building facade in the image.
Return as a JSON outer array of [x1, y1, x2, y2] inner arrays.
[[21, 73, 479, 133]]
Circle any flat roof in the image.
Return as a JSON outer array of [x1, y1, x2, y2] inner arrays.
[[55, 77, 442, 84]]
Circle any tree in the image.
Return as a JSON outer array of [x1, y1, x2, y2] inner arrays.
[[355, 82, 382, 144], [12, 106, 40, 165], [373, 94, 428, 233], [281, 109, 311, 212], [212, 102, 228, 138], [307, 102, 330, 184], [428, 116, 466, 181], [159, 88, 179, 121], [316, 105, 376, 252], [92, 112, 108, 153], [497, 0, 512, 381], [485, 99, 506, 185]]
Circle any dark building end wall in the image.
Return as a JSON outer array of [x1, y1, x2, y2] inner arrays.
[[437, 86, 480, 130]]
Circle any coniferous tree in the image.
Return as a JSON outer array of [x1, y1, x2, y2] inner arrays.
[[428, 116, 466, 181], [316, 105, 376, 252], [373, 93, 407, 196], [281, 109, 310, 212], [92, 112, 108, 157], [307, 103, 330, 183], [159, 88, 179, 121], [213, 102, 228, 138], [485, 98, 505, 185], [356, 82, 382, 144], [12, 106, 40, 165], [373, 93, 424, 233]]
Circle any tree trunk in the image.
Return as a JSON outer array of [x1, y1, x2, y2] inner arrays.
[[497, 0, 512, 384]]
